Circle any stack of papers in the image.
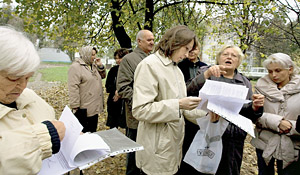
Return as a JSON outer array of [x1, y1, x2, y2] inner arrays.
[[197, 80, 255, 137], [38, 106, 143, 175]]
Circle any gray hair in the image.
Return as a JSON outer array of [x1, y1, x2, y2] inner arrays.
[[263, 53, 299, 76], [216, 45, 244, 67], [0, 26, 40, 76]]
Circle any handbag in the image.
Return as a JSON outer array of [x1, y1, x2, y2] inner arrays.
[[183, 115, 229, 174]]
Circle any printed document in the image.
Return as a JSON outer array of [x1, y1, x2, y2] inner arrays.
[[197, 80, 255, 137], [38, 106, 144, 175]]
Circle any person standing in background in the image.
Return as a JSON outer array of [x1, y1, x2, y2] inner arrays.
[[251, 53, 300, 175], [105, 48, 129, 129], [177, 41, 207, 175], [68, 46, 106, 133], [116, 30, 154, 175], [178, 41, 207, 86]]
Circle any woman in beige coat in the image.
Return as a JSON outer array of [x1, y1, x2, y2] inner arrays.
[[0, 26, 65, 175], [132, 25, 206, 175], [68, 46, 106, 132], [251, 53, 300, 175]]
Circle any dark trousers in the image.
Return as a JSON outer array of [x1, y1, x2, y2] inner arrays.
[[74, 109, 98, 133], [83, 114, 98, 133], [256, 149, 300, 175], [126, 128, 140, 175]]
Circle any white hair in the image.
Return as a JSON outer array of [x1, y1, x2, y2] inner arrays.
[[263, 53, 299, 76], [0, 26, 40, 76]]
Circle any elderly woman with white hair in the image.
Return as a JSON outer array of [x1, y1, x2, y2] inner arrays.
[[187, 45, 265, 175], [0, 26, 66, 174], [251, 53, 300, 175], [68, 46, 106, 133]]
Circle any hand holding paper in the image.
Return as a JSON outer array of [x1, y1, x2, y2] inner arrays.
[[197, 80, 255, 137]]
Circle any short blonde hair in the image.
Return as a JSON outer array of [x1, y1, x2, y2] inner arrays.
[[0, 26, 40, 76], [263, 53, 299, 76], [216, 45, 244, 67]]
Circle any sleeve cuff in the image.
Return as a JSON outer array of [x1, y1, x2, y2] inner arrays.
[[42, 121, 60, 154]]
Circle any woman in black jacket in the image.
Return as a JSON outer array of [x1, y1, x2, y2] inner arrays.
[[105, 48, 129, 129]]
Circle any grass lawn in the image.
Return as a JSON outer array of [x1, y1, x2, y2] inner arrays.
[[37, 64, 109, 83], [38, 66, 70, 83]]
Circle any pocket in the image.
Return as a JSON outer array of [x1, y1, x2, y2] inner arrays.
[[154, 123, 170, 154]]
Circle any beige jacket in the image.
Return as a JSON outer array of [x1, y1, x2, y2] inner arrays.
[[0, 88, 55, 175], [251, 75, 300, 168], [68, 58, 105, 116], [132, 52, 206, 175]]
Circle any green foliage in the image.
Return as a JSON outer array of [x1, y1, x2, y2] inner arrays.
[[2, 0, 299, 66], [38, 66, 69, 83]]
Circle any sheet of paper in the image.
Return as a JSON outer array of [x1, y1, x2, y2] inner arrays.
[[79, 128, 144, 170], [39, 106, 83, 175], [70, 133, 110, 166], [197, 80, 255, 137], [59, 106, 83, 166], [207, 102, 255, 137]]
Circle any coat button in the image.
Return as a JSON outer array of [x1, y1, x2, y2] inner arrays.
[[22, 114, 26, 118]]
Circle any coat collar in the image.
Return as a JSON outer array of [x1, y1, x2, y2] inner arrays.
[[134, 47, 150, 58], [233, 70, 246, 83], [154, 51, 173, 66], [0, 88, 35, 119], [255, 75, 300, 101], [76, 58, 88, 65]]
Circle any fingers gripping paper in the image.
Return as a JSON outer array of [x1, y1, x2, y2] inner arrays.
[[197, 80, 255, 137]]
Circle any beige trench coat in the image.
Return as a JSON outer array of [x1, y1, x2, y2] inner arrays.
[[68, 58, 105, 117], [132, 52, 206, 175], [0, 88, 55, 175]]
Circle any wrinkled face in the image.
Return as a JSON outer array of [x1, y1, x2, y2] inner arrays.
[[91, 49, 97, 62], [138, 32, 154, 54], [218, 48, 240, 70], [115, 55, 122, 65], [171, 40, 194, 63], [0, 71, 34, 104], [188, 45, 200, 62], [267, 62, 292, 87]]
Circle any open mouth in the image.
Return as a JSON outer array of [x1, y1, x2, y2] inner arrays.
[[225, 61, 232, 65]]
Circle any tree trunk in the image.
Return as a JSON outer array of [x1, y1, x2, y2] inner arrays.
[[144, 0, 154, 31], [111, 0, 132, 48]]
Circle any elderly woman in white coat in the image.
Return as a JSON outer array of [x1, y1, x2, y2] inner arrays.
[[0, 26, 65, 175], [132, 25, 206, 175], [251, 53, 300, 175]]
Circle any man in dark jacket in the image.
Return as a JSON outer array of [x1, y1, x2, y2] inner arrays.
[[116, 29, 154, 175]]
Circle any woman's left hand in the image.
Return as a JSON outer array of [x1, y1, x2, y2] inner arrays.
[[252, 94, 264, 111], [279, 119, 292, 134], [113, 90, 120, 102]]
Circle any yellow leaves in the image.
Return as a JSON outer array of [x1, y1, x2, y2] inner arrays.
[[260, 52, 266, 58], [271, 6, 277, 12]]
